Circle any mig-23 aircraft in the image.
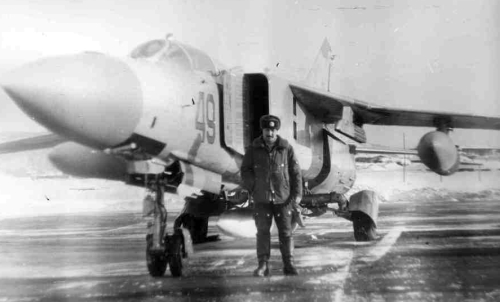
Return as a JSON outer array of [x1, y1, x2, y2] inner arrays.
[[1, 35, 500, 278]]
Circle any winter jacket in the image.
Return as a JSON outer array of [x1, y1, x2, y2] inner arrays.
[[241, 135, 302, 205]]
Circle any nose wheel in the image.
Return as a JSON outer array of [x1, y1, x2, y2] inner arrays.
[[167, 230, 185, 277], [145, 183, 192, 277], [146, 234, 168, 277]]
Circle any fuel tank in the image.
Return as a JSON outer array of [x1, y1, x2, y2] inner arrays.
[[49, 142, 128, 180], [417, 131, 460, 176], [217, 207, 256, 238]]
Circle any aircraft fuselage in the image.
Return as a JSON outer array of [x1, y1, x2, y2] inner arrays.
[[2, 39, 357, 196]]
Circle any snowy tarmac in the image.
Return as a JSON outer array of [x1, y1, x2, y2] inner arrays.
[[1, 197, 500, 301]]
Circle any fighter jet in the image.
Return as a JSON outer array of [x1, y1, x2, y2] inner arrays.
[[1, 35, 500, 277]]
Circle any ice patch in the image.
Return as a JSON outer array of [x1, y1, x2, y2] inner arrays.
[[54, 280, 107, 290], [388, 286, 409, 291]]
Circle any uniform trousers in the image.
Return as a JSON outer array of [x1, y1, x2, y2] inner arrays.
[[253, 201, 293, 262]]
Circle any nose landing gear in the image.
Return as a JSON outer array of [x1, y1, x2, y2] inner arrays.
[[145, 184, 193, 277]]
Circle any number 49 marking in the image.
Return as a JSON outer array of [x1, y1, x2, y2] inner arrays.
[[195, 92, 216, 144]]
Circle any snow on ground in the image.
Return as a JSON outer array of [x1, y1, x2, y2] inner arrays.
[[353, 154, 500, 202], [0, 173, 143, 219], [0, 173, 185, 219], [0, 162, 499, 219], [351, 169, 500, 202]]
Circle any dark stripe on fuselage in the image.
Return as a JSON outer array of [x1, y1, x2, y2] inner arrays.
[[114, 133, 166, 156], [307, 129, 331, 189]]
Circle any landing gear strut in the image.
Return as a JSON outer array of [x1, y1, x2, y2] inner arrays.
[[145, 184, 193, 277]]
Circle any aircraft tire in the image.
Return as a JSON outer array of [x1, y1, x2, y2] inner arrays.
[[146, 234, 168, 277], [352, 211, 377, 241], [168, 234, 184, 277]]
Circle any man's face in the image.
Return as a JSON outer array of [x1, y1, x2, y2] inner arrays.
[[262, 128, 278, 145]]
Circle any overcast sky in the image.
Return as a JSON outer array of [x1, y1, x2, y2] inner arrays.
[[0, 0, 499, 147]]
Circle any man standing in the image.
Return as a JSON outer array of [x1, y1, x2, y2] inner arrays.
[[241, 115, 303, 276]]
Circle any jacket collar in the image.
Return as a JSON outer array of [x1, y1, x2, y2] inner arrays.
[[252, 135, 288, 150]]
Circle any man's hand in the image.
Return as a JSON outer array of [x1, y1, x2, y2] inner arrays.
[[337, 195, 348, 212], [292, 204, 306, 228]]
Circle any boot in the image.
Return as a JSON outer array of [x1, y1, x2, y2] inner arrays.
[[254, 230, 270, 277], [283, 260, 298, 276], [280, 236, 298, 276], [253, 261, 270, 277]]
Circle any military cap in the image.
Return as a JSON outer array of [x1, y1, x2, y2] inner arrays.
[[260, 115, 281, 130]]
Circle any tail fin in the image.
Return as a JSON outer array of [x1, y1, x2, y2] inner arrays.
[[304, 38, 334, 91]]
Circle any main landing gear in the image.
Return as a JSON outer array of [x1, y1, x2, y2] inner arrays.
[[352, 212, 377, 241], [348, 190, 379, 241], [300, 190, 380, 242], [145, 184, 193, 277]]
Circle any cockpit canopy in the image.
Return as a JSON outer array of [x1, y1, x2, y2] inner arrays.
[[130, 39, 218, 73]]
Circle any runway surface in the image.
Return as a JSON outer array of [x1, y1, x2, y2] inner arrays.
[[0, 198, 499, 301]]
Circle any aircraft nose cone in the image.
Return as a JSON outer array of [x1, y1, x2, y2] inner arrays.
[[1, 53, 142, 148]]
